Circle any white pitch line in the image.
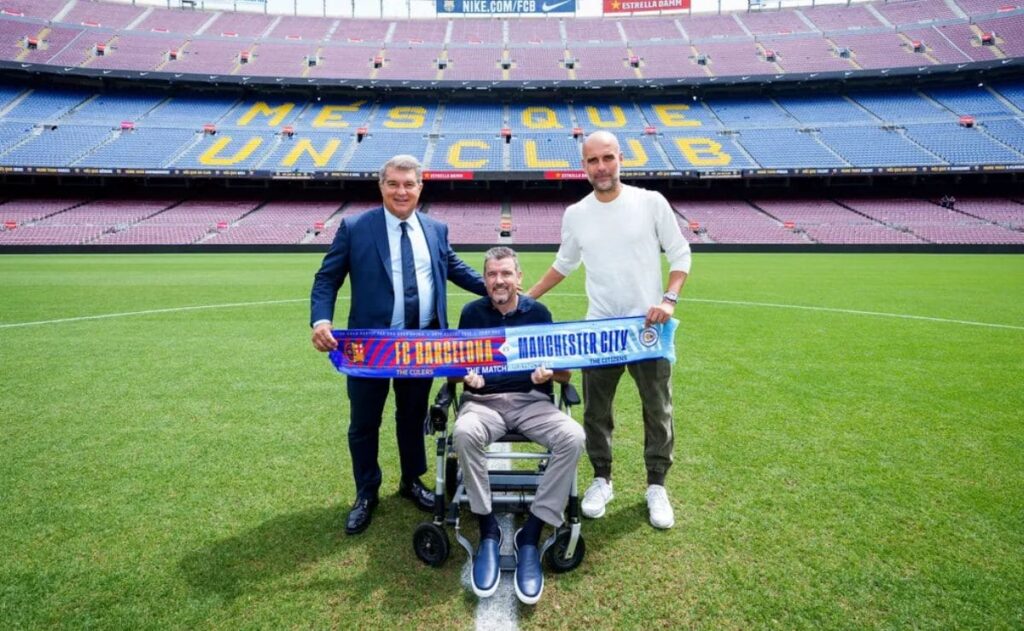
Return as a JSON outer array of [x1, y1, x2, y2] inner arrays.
[[462, 443, 518, 631], [2, 293, 1022, 332], [681, 297, 1024, 331], [0, 298, 307, 329]]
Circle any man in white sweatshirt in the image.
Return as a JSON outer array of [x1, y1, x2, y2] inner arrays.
[[526, 131, 692, 529]]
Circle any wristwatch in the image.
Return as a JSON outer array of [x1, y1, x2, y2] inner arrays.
[[662, 291, 679, 305]]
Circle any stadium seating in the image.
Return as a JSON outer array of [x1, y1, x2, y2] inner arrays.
[[424, 201, 503, 244], [3, 84, 1024, 174], [3, 194, 1022, 246], [671, 199, 807, 244], [3, 0, 1024, 83]]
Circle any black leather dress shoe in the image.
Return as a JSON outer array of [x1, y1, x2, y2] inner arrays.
[[398, 478, 435, 512], [345, 496, 378, 535]]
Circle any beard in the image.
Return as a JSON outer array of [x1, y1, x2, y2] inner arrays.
[[590, 173, 619, 192], [490, 286, 514, 304]]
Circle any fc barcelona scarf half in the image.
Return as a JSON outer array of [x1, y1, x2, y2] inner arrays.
[[328, 316, 678, 378]]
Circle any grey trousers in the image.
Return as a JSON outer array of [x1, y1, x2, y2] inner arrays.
[[452, 390, 585, 527], [582, 358, 674, 485]]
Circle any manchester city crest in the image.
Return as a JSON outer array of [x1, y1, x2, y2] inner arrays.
[[639, 326, 659, 348]]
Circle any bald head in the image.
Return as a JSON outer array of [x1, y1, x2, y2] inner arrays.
[[582, 131, 621, 155], [581, 131, 623, 199]]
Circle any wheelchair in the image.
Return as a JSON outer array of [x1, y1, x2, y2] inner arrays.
[[412, 380, 586, 574]]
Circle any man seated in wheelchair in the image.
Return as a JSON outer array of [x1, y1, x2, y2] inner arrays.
[[454, 246, 585, 605]]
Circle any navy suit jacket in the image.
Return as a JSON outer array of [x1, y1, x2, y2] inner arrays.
[[310, 207, 485, 329]]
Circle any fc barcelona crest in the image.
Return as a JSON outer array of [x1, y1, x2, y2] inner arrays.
[[443, 0, 455, 11], [344, 341, 366, 364]]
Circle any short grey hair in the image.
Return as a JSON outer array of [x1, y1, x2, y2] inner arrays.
[[379, 154, 423, 185], [484, 246, 520, 273]]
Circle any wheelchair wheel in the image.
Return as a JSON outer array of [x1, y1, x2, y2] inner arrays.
[[445, 455, 459, 501], [544, 529, 585, 573], [413, 522, 450, 567]]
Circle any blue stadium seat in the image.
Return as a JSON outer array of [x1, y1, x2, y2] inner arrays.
[[64, 93, 167, 123], [347, 134, 429, 171], [774, 95, 877, 124], [818, 126, 944, 166], [77, 127, 201, 169], [0, 85, 25, 110], [705, 98, 798, 128], [143, 96, 238, 127], [979, 118, 1024, 154], [4, 89, 91, 122], [0, 124, 113, 167], [903, 122, 1024, 164], [849, 90, 953, 123], [992, 83, 1024, 113], [736, 128, 848, 168], [925, 87, 1015, 118], [0, 121, 32, 152], [438, 103, 505, 133]]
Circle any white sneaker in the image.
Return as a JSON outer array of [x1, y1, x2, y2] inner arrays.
[[646, 485, 675, 529], [581, 478, 614, 518]]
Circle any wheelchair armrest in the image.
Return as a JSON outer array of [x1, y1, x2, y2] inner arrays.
[[434, 381, 456, 408], [429, 382, 457, 433], [559, 382, 581, 408]]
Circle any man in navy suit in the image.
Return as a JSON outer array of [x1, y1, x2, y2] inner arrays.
[[310, 154, 486, 535]]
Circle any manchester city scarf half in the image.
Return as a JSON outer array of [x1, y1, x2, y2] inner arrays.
[[328, 316, 678, 378]]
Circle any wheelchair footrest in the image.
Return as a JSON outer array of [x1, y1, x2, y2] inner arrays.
[[498, 554, 517, 572]]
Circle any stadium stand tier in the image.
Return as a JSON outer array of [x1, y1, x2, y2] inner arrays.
[[2, 0, 1024, 83], [2, 83, 1024, 176], [2, 3, 1024, 250], [2, 195, 1022, 247]]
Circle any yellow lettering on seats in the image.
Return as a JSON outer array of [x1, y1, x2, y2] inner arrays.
[[521, 107, 561, 129], [523, 140, 569, 168], [586, 105, 626, 128], [384, 106, 426, 129], [674, 138, 732, 166], [448, 140, 489, 168], [237, 102, 294, 127], [281, 139, 341, 167], [653, 104, 700, 128], [622, 138, 648, 167], [199, 137, 263, 165], [312, 102, 366, 128]]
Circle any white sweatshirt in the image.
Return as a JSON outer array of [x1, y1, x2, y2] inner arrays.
[[553, 184, 692, 320]]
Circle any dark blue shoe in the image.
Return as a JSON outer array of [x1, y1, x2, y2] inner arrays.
[[513, 528, 543, 605], [471, 532, 502, 598]]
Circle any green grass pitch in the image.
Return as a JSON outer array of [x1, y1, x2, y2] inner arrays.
[[1, 252, 1022, 629]]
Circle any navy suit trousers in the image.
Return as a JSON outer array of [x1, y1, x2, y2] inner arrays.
[[346, 375, 432, 500]]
